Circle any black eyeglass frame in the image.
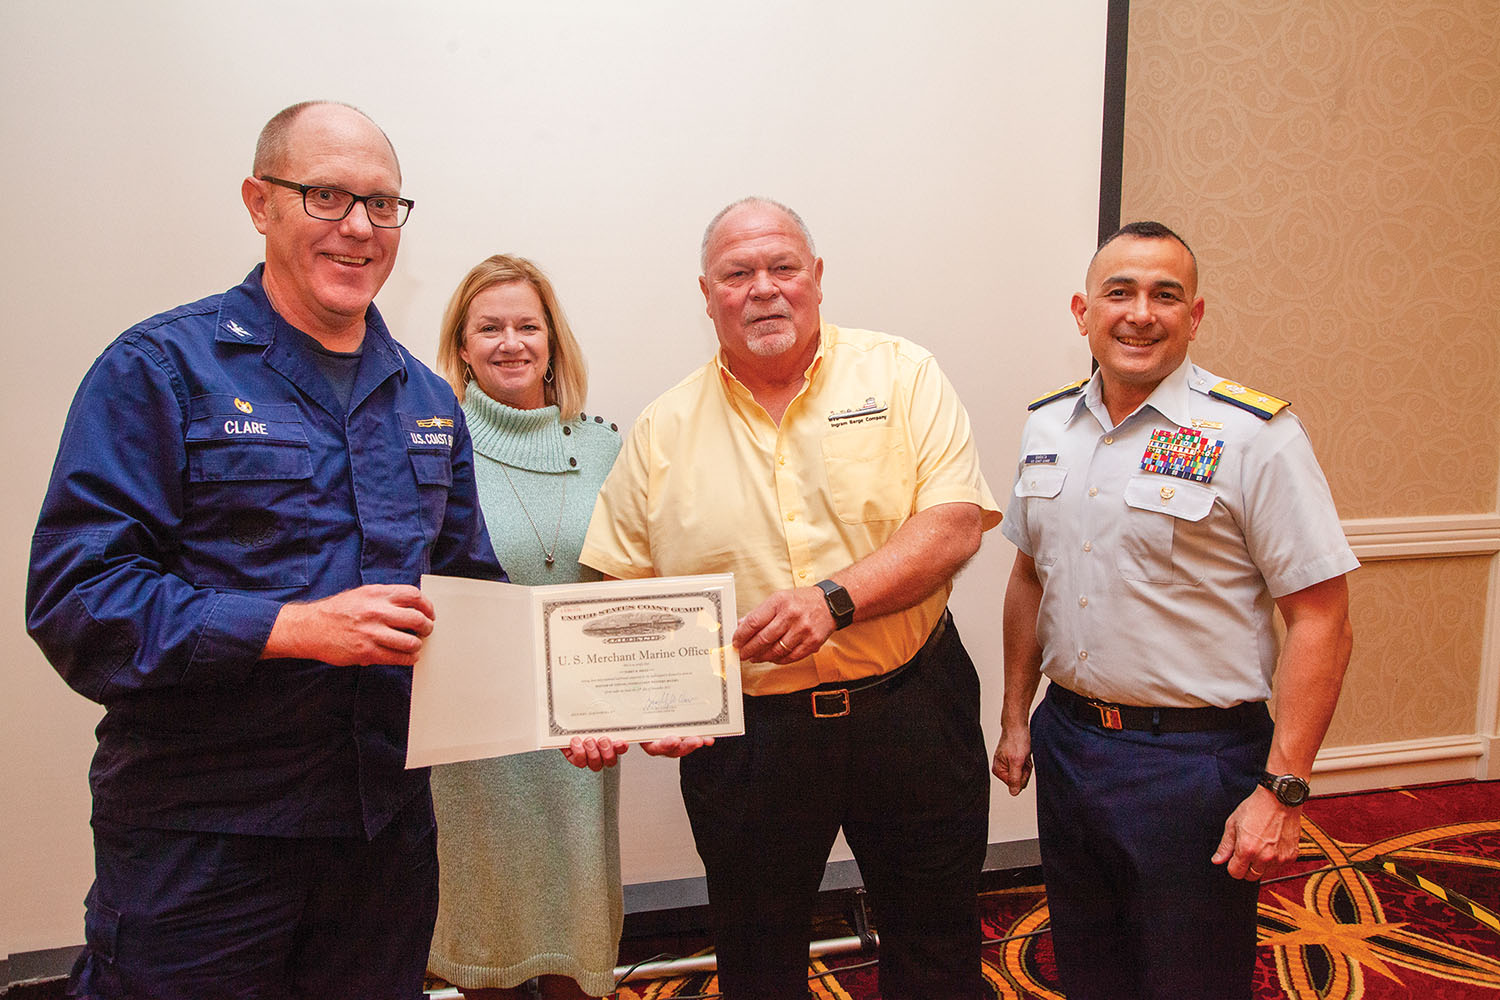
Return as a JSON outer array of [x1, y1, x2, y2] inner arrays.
[[257, 175, 414, 228]]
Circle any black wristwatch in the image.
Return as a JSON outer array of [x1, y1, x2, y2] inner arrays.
[[815, 579, 856, 630], [1258, 770, 1311, 807]]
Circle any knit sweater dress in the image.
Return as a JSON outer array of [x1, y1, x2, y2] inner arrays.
[[428, 386, 624, 994]]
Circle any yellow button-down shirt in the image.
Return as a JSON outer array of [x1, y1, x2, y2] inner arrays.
[[581, 323, 1001, 694]]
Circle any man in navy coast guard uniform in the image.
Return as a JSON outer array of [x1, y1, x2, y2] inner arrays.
[[991, 221, 1357, 999], [26, 101, 502, 1000]]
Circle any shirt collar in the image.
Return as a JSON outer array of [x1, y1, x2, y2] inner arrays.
[[1075, 356, 1197, 430], [214, 264, 404, 376], [713, 320, 829, 393]]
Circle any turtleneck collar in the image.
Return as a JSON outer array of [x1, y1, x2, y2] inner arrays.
[[462, 384, 573, 473]]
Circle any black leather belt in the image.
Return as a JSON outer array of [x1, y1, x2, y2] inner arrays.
[[752, 611, 949, 719], [1048, 683, 1264, 734]]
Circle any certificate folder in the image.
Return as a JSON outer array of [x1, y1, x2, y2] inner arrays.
[[408, 573, 743, 767]]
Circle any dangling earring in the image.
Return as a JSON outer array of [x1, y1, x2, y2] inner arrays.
[[544, 363, 555, 384], [463, 363, 475, 383]]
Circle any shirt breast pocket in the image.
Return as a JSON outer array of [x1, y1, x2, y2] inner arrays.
[[1014, 466, 1068, 566], [407, 448, 453, 546], [183, 399, 312, 589], [1118, 474, 1215, 585], [820, 426, 913, 524], [399, 409, 458, 548]]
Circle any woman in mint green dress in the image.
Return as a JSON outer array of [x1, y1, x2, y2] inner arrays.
[[430, 255, 622, 999]]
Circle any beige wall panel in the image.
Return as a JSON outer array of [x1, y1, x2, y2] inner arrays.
[[1120, 0, 1500, 519], [1315, 556, 1489, 747]]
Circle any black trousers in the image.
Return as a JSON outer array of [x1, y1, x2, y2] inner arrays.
[[1031, 686, 1273, 1000], [679, 618, 990, 1000]]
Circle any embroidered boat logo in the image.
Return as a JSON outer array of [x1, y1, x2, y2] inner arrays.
[[828, 396, 889, 425]]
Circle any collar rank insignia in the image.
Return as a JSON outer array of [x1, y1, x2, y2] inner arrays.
[[1141, 426, 1224, 484], [1027, 378, 1088, 411], [1209, 380, 1289, 420]]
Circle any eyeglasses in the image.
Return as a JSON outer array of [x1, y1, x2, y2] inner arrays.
[[258, 176, 414, 228]]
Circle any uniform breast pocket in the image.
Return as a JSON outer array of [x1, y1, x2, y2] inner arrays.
[[1117, 474, 1216, 585], [398, 409, 459, 548], [1013, 466, 1068, 566], [407, 449, 453, 545], [183, 400, 313, 590], [821, 427, 913, 524]]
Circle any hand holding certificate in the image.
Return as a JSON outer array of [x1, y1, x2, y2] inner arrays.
[[407, 573, 744, 767]]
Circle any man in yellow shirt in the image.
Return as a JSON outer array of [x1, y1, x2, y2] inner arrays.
[[579, 197, 1002, 1000]]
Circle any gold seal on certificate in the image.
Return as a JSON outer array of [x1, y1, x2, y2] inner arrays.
[[407, 574, 743, 767]]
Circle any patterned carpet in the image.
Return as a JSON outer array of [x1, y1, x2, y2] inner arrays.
[[611, 779, 1500, 999], [12, 783, 1491, 999]]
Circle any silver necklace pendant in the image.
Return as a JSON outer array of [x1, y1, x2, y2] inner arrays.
[[498, 460, 568, 569]]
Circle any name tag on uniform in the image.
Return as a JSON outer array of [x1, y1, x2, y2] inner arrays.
[[1023, 453, 1058, 466]]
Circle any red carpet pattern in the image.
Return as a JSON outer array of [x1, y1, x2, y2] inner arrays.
[[616, 780, 1500, 999], [979, 780, 1500, 999]]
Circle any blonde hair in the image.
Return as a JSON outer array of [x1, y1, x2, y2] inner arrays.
[[437, 254, 589, 420]]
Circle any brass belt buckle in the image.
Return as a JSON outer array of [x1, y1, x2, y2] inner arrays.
[[812, 689, 851, 718], [1092, 701, 1123, 730]]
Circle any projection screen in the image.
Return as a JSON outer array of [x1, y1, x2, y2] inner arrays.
[[0, 0, 1118, 954]]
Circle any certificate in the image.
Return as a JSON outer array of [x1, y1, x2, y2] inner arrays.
[[407, 573, 743, 767]]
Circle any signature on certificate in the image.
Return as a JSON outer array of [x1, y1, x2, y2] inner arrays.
[[642, 690, 706, 714]]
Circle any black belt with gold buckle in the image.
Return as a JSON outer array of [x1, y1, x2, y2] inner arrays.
[[809, 670, 901, 719], [753, 611, 949, 719]]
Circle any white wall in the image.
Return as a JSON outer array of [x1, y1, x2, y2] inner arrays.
[[0, 0, 1106, 957]]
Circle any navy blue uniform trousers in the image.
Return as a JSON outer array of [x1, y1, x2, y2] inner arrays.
[[679, 617, 990, 1000], [1031, 685, 1273, 1000], [69, 792, 438, 1000]]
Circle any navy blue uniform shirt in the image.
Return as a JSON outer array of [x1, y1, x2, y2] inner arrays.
[[27, 266, 504, 839]]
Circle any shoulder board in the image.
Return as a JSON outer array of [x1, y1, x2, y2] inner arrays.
[[1208, 380, 1290, 420], [1027, 378, 1089, 411]]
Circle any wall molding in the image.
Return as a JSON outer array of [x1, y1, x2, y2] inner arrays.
[[1476, 557, 1500, 780], [1343, 513, 1500, 561], [1313, 734, 1487, 795], [1339, 513, 1500, 783]]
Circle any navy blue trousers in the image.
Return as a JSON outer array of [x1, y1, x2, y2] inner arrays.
[[69, 792, 438, 1000], [680, 619, 990, 1000], [1031, 686, 1272, 1000]]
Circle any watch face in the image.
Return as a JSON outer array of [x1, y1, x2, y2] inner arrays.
[[817, 580, 855, 625], [1273, 775, 1310, 806], [1261, 771, 1310, 806]]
